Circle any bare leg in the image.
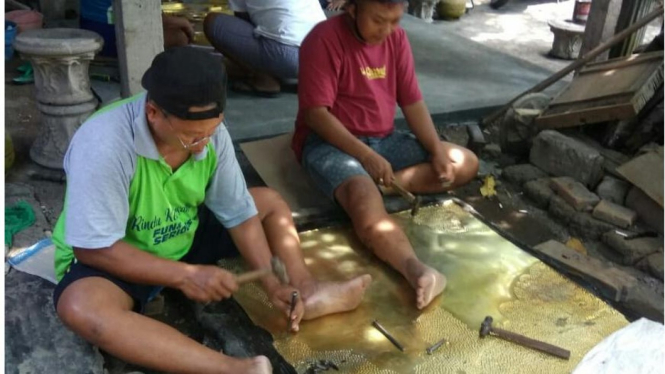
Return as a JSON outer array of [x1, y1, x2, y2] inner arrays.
[[57, 278, 271, 374], [334, 177, 446, 309], [393, 141, 479, 194], [249, 187, 372, 321]]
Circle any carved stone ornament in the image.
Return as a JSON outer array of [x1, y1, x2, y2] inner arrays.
[[14, 28, 103, 169]]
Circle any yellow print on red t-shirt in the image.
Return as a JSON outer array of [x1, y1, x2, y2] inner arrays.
[[360, 65, 386, 80]]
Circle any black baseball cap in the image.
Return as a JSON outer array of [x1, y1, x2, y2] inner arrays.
[[141, 47, 227, 120]]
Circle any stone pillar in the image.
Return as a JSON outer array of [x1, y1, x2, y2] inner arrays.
[[548, 19, 586, 60], [408, 0, 437, 23], [114, 0, 164, 97], [14, 28, 103, 169], [580, 0, 623, 62]]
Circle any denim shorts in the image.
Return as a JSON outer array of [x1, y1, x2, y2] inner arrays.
[[52, 206, 239, 313], [301, 131, 430, 200], [205, 13, 299, 79]]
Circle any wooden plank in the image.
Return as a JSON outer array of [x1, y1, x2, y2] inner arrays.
[[535, 51, 663, 128], [556, 56, 662, 102], [239, 133, 335, 213], [114, 0, 164, 97], [580, 50, 664, 74], [537, 103, 636, 129], [534, 240, 637, 302], [616, 149, 664, 208]]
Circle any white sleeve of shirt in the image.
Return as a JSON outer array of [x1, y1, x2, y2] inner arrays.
[[204, 123, 258, 228], [63, 115, 135, 249], [228, 0, 248, 12]]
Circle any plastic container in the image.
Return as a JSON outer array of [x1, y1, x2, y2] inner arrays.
[[437, 0, 466, 20], [5, 21, 17, 60], [5, 10, 43, 34], [573, 0, 592, 25]]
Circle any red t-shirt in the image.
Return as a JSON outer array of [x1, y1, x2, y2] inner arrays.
[[291, 14, 423, 161]]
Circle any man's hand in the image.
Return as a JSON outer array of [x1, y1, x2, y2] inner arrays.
[[431, 148, 455, 187], [360, 150, 394, 187], [177, 264, 239, 303], [266, 283, 304, 332], [162, 15, 195, 42]]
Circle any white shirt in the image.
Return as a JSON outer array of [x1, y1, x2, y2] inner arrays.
[[229, 0, 326, 47]]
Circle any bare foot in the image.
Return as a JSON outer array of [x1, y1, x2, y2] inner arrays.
[[299, 274, 372, 320], [405, 258, 447, 309], [232, 355, 272, 374]]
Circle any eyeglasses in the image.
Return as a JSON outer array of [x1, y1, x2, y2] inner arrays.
[[163, 110, 213, 150]]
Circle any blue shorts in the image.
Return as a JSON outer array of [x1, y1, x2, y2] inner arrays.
[[52, 206, 239, 313], [301, 131, 430, 200], [204, 13, 299, 80]]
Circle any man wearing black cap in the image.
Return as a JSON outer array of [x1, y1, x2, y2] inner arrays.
[[51, 47, 371, 373], [292, 0, 479, 310]]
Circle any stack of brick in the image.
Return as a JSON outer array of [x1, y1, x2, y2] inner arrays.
[[501, 130, 663, 281]]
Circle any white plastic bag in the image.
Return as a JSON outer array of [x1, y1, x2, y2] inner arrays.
[[573, 318, 665, 374]]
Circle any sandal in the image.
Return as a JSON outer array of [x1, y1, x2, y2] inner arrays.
[[12, 63, 33, 85]]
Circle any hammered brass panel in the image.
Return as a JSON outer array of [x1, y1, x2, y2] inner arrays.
[[220, 201, 628, 373]]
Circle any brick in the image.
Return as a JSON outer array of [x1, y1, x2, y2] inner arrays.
[[534, 240, 636, 302], [602, 230, 662, 265], [647, 252, 664, 280], [622, 283, 664, 322], [482, 143, 502, 158], [502, 164, 548, 186], [524, 178, 553, 209], [592, 200, 638, 229], [549, 195, 577, 224], [569, 212, 616, 240], [637, 252, 665, 281], [625, 186, 664, 234], [550, 176, 600, 212], [530, 130, 604, 188], [595, 176, 630, 205]]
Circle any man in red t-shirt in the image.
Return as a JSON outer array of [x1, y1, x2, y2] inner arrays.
[[292, 0, 479, 309]]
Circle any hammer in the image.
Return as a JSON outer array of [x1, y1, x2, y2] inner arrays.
[[390, 179, 422, 217], [236, 257, 289, 285], [479, 316, 570, 359]]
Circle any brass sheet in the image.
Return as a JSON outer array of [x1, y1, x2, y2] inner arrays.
[[220, 201, 628, 373]]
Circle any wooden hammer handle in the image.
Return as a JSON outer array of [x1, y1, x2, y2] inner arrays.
[[390, 179, 416, 203], [492, 327, 571, 360], [236, 268, 272, 284]]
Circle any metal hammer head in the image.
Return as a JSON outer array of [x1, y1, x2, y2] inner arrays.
[[270, 257, 289, 284], [479, 316, 493, 338], [410, 196, 422, 217]]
